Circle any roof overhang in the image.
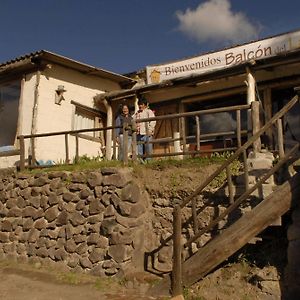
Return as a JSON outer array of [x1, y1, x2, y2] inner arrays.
[[94, 48, 300, 104], [0, 50, 135, 88]]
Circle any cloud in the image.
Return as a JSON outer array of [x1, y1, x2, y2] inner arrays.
[[176, 0, 260, 45]]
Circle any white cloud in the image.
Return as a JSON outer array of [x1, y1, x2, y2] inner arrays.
[[176, 0, 260, 45]]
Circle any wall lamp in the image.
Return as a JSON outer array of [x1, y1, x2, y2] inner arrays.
[[55, 85, 66, 105]]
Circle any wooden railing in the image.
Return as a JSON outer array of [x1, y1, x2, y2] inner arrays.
[[14, 103, 251, 170], [170, 94, 300, 296]]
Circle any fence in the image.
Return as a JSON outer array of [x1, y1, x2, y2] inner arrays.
[[170, 94, 299, 295], [11, 101, 272, 171]]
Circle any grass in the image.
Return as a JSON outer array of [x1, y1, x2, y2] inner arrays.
[[24, 155, 229, 175]]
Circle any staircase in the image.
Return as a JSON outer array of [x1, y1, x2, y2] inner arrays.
[[149, 94, 300, 297]]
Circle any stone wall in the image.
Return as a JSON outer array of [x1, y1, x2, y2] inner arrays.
[[0, 168, 151, 277]]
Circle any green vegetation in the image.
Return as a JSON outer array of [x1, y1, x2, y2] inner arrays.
[[25, 154, 230, 175]]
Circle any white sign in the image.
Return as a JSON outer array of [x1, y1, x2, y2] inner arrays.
[[146, 30, 300, 84]]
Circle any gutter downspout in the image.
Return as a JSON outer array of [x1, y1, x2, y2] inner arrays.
[[102, 97, 113, 160], [30, 70, 41, 163]]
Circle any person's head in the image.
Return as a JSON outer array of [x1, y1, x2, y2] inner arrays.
[[121, 104, 129, 116], [138, 98, 148, 111]]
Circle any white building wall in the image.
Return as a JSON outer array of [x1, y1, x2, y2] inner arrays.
[[32, 65, 118, 164]]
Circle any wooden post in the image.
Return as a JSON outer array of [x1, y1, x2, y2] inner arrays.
[[172, 205, 182, 297], [277, 118, 284, 159], [236, 110, 242, 148], [75, 134, 79, 163], [19, 135, 25, 171], [145, 121, 150, 159], [123, 122, 128, 165], [226, 166, 234, 204], [243, 150, 249, 191], [112, 122, 117, 160], [132, 132, 137, 162], [251, 101, 261, 153], [65, 133, 69, 164], [180, 117, 187, 154], [195, 115, 200, 153]]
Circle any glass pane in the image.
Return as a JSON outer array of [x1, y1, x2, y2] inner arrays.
[[0, 80, 21, 147]]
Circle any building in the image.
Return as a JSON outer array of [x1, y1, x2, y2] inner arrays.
[[95, 29, 300, 156], [0, 50, 134, 168]]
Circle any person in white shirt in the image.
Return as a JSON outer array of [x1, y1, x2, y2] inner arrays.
[[133, 98, 156, 160]]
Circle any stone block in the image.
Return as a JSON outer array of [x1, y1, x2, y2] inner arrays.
[[56, 211, 69, 226], [48, 193, 60, 206], [0, 232, 9, 242], [89, 199, 105, 215], [120, 183, 141, 203], [63, 192, 77, 202], [1, 220, 13, 232], [87, 172, 103, 187], [70, 172, 86, 183], [103, 174, 128, 188], [80, 257, 93, 269], [65, 239, 77, 253], [7, 207, 22, 217], [100, 219, 118, 235], [75, 243, 88, 255], [45, 206, 59, 222], [89, 248, 106, 263], [108, 244, 132, 263], [69, 212, 85, 226]]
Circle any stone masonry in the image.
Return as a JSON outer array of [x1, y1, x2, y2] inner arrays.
[[0, 168, 151, 277]]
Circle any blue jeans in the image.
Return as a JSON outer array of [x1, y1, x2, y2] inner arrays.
[[118, 134, 132, 161], [137, 134, 153, 160]]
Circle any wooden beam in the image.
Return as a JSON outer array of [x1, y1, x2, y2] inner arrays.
[[182, 172, 300, 286]]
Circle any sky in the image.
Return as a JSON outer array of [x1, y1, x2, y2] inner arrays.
[[1, 0, 300, 75]]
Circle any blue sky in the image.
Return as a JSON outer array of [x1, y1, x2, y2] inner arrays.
[[1, 0, 300, 74]]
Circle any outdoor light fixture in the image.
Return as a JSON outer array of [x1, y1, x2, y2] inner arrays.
[[55, 85, 66, 105]]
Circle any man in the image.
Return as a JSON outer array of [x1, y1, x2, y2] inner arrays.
[[133, 98, 156, 160]]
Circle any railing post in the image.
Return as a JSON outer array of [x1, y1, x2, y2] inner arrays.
[[195, 115, 200, 153], [226, 166, 234, 204], [132, 132, 137, 162], [236, 109, 241, 148], [277, 118, 284, 159], [19, 135, 25, 171], [112, 122, 117, 160], [145, 121, 150, 159], [65, 133, 69, 164], [172, 205, 182, 297], [251, 101, 261, 153], [180, 117, 187, 154], [123, 122, 129, 165]]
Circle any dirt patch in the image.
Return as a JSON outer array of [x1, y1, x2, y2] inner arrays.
[[0, 260, 158, 300], [133, 162, 220, 198]]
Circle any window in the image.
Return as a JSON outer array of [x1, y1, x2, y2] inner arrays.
[[0, 80, 21, 147], [72, 101, 105, 140]]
